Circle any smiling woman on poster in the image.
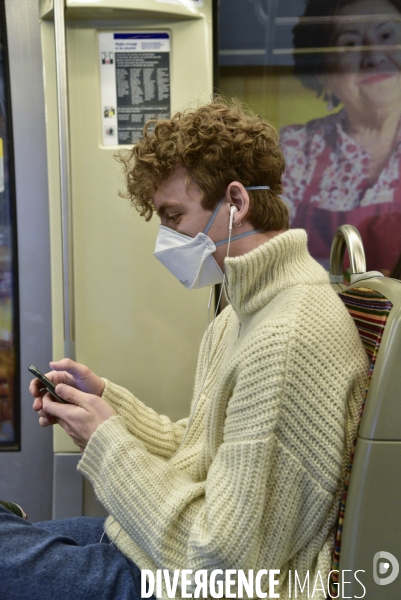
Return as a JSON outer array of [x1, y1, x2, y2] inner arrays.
[[281, 0, 401, 274]]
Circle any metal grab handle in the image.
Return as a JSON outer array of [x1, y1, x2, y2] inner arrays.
[[54, 0, 75, 359], [329, 225, 367, 284]]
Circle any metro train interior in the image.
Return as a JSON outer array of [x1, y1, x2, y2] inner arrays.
[[0, 0, 400, 598]]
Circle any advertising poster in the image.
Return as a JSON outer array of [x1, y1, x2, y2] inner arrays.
[[219, 0, 401, 276]]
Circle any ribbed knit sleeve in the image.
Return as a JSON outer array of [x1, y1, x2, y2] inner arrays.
[[100, 379, 188, 459]]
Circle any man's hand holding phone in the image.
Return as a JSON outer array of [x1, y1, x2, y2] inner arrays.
[[29, 359, 115, 451], [30, 359, 105, 398]]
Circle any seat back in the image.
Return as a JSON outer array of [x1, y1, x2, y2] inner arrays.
[[329, 226, 401, 598]]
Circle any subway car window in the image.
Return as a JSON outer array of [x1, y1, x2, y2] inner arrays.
[[0, 0, 19, 449], [218, 0, 401, 275]]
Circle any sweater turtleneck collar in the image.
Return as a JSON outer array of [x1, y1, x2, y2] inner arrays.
[[223, 229, 329, 318]]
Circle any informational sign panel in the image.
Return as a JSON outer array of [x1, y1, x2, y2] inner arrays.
[[99, 32, 171, 146]]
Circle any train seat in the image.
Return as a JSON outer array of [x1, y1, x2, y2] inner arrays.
[[329, 225, 401, 599]]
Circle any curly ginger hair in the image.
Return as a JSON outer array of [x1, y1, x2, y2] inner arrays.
[[117, 99, 288, 231]]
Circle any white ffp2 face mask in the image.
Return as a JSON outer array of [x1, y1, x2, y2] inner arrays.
[[153, 186, 270, 290], [153, 227, 224, 290]]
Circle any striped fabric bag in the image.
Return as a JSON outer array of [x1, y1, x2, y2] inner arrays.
[[329, 287, 393, 594]]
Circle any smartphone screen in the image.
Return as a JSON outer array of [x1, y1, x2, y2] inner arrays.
[[28, 365, 66, 403]]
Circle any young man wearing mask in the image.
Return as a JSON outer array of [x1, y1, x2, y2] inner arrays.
[[2, 100, 368, 599]]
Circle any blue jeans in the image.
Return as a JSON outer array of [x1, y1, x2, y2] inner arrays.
[[0, 505, 154, 599]]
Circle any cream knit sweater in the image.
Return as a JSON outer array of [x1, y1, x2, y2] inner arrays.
[[78, 229, 369, 599]]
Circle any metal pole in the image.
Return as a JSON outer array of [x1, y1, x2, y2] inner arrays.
[[53, 0, 75, 359]]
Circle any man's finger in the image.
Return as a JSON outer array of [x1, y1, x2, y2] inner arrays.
[[32, 395, 43, 411], [41, 393, 66, 416], [50, 358, 84, 377], [54, 383, 89, 408], [41, 391, 77, 420], [38, 407, 57, 422], [29, 378, 47, 397], [39, 415, 55, 427]]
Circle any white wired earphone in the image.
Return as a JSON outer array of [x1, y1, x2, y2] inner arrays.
[[229, 205, 238, 231]]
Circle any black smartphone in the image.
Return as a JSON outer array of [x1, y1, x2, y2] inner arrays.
[[28, 365, 66, 404]]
